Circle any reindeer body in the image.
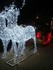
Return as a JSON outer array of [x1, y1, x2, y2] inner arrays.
[[0, 0, 37, 60]]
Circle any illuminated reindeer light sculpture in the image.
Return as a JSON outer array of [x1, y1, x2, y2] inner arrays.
[[0, 0, 37, 66]]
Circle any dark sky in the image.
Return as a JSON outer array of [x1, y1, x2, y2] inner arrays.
[[0, 0, 53, 24], [0, 0, 53, 14]]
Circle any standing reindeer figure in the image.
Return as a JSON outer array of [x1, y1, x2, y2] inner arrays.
[[0, 0, 37, 61]]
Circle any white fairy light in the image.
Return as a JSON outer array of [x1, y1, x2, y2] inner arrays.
[[0, 0, 37, 61]]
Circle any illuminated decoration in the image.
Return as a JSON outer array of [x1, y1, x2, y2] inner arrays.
[[0, 0, 37, 66], [36, 16, 39, 19], [0, 4, 20, 58], [0, 10, 11, 58], [36, 31, 52, 45], [36, 32, 42, 39], [42, 32, 52, 45]]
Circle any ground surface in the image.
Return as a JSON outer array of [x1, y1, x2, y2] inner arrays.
[[0, 39, 53, 70]]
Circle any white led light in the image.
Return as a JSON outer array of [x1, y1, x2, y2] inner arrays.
[[0, 0, 37, 60]]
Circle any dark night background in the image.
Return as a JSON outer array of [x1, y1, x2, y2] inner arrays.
[[0, 0, 53, 22], [0, 1, 53, 70], [0, 0, 53, 34]]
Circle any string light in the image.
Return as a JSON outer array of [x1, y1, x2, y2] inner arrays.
[[0, 0, 37, 60]]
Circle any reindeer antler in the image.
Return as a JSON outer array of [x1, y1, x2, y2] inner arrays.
[[20, 0, 26, 9], [11, 0, 26, 10]]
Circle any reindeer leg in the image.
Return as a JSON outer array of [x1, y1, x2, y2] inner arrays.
[[12, 42, 17, 58], [32, 31, 37, 53], [33, 35, 37, 53], [21, 42, 25, 55], [2, 40, 9, 59], [12, 42, 18, 63], [17, 42, 23, 57]]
